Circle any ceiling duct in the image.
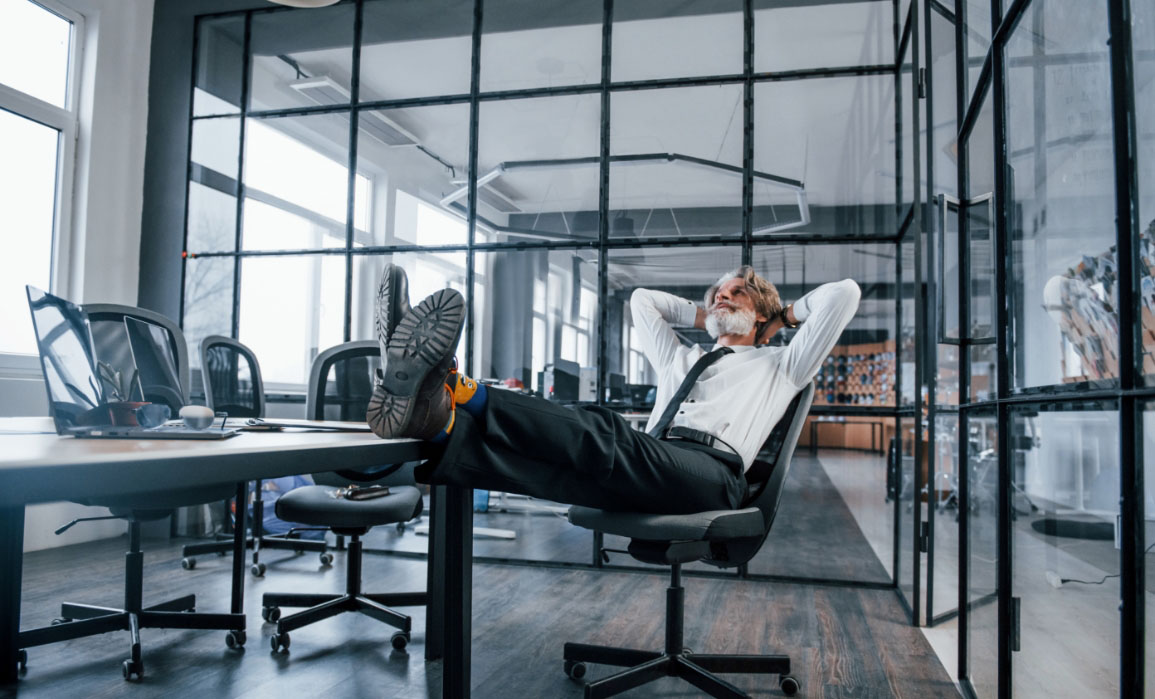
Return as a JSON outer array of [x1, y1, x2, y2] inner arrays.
[[289, 76, 419, 147]]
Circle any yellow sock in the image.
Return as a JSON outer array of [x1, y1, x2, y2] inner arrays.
[[448, 369, 480, 405]]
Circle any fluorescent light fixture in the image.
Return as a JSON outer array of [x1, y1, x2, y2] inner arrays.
[[289, 76, 419, 147], [268, 0, 341, 7]]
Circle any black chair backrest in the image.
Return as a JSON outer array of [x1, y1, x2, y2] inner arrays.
[[306, 340, 380, 422], [704, 381, 815, 568], [82, 304, 190, 413], [201, 335, 264, 418], [307, 341, 412, 486]]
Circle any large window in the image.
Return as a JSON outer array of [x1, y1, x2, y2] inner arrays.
[[0, 0, 81, 356]]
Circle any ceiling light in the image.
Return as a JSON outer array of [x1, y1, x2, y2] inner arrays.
[[267, 0, 341, 8]]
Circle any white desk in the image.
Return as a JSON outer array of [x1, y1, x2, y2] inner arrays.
[[0, 418, 475, 696]]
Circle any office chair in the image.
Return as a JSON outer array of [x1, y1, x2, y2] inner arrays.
[[180, 335, 331, 575], [263, 340, 425, 653], [17, 304, 246, 681], [562, 382, 815, 699]]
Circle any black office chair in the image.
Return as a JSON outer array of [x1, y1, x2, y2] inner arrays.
[[17, 304, 246, 681], [263, 340, 425, 653], [562, 382, 815, 699], [180, 335, 331, 575]]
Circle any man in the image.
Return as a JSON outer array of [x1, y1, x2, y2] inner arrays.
[[367, 264, 860, 515]]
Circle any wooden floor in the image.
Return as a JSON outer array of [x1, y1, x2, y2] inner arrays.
[[7, 456, 960, 698]]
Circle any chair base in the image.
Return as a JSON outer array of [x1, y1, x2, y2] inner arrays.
[[563, 642, 792, 699], [181, 534, 328, 574], [18, 595, 246, 680], [262, 534, 424, 653]]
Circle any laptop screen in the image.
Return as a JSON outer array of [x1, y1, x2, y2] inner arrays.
[[26, 286, 105, 433], [124, 316, 186, 412]]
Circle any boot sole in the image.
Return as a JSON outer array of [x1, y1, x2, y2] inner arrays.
[[368, 290, 464, 438], [374, 265, 411, 353]]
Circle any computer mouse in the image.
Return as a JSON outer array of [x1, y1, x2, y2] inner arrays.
[[179, 405, 215, 430]]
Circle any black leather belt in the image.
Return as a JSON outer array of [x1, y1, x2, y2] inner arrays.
[[664, 426, 719, 448]]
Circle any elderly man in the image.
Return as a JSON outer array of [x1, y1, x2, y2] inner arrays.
[[367, 264, 859, 514]]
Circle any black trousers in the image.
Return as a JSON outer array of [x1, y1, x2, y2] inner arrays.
[[415, 389, 747, 514]]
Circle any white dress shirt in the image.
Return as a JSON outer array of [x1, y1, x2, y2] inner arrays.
[[630, 279, 861, 471]]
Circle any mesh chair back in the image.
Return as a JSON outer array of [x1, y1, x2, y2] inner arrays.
[[82, 304, 190, 413], [201, 335, 264, 418], [307, 341, 414, 486], [306, 340, 381, 422], [704, 381, 815, 567]]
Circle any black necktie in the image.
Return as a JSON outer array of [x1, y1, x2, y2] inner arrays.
[[648, 346, 734, 438]]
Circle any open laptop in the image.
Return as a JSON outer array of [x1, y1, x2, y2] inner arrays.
[[26, 285, 237, 440]]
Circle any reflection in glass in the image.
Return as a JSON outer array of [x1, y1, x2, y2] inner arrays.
[[355, 103, 470, 247], [966, 196, 995, 339], [360, 0, 472, 101], [248, 4, 355, 112], [1006, 1, 1116, 389], [897, 416, 917, 613], [481, 0, 600, 92], [969, 344, 996, 403], [754, 1, 890, 73], [902, 240, 916, 406], [965, 410, 998, 699], [474, 249, 598, 394], [963, 0, 992, 105], [1143, 402, 1155, 694], [350, 252, 468, 370], [753, 243, 896, 408], [183, 256, 235, 373], [1136, 2, 1155, 387], [1011, 403, 1119, 697], [477, 94, 600, 243], [931, 412, 959, 619], [242, 113, 354, 251], [939, 196, 960, 340], [193, 15, 244, 116], [929, 6, 958, 198], [613, 2, 741, 83], [753, 76, 893, 237], [936, 344, 959, 406], [238, 255, 345, 386], [611, 86, 744, 240]]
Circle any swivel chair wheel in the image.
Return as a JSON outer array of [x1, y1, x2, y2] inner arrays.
[[780, 674, 800, 696], [396, 522, 406, 534], [251, 562, 266, 577], [270, 632, 290, 653], [225, 630, 246, 648], [50, 618, 71, 626], [181, 557, 196, 570], [122, 658, 143, 680], [319, 552, 334, 566], [564, 659, 586, 680], [16, 649, 27, 672], [262, 606, 281, 623], [390, 631, 409, 651]]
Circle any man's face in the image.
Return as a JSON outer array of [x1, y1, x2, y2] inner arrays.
[[711, 277, 764, 321]]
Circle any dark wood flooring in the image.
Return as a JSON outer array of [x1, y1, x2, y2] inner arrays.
[[6, 455, 958, 698]]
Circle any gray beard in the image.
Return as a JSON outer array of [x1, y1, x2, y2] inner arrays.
[[705, 307, 755, 339]]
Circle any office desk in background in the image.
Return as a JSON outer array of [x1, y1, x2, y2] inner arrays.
[[0, 417, 474, 697]]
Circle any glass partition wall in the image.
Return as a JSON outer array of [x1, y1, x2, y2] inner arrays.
[[179, 0, 937, 623], [946, 0, 1150, 696]]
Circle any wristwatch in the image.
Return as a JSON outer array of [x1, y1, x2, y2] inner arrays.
[[780, 303, 801, 329]]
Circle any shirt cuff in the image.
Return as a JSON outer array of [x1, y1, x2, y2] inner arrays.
[[675, 297, 699, 327]]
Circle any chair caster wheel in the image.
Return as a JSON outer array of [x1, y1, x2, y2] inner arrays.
[[181, 557, 196, 570], [270, 632, 290, 653], [390, 631, 409, 651], [396, 522, 406, 534], [319, 552, 334, 566], [251, 562, 266, 577], [225, 630, 246, 648], [261, 606, 281, 623], [122, 658, 143, 680], [780, 674, 800, 696], [564, 660, 586, 680], [17, 649, 27, 672], [50, 618, 70, 626]]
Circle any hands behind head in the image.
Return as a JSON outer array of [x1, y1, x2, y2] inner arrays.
[[757, 317, 784, 345]]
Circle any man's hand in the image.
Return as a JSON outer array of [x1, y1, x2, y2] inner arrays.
[[757, 318, 783, 344], [694, 306, 707, 330]]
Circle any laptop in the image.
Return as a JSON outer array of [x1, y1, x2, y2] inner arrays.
[[26, 285, 238, 440]]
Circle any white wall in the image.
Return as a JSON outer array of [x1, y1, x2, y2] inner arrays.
[[0, 0, 154, 552]]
